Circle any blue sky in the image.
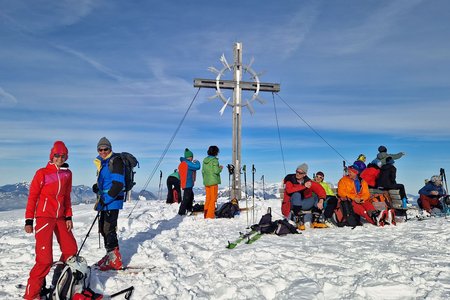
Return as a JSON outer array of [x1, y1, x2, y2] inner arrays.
[[1, 0, 449, 195]]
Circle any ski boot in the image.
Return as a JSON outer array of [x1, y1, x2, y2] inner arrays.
[[95, 253, 109, 267], [311, 213, 329, 229], [98, 247, 123, 271], [293, 213, 306, 231], [385, 208, 396, 225], [371, 210, 386, 227]]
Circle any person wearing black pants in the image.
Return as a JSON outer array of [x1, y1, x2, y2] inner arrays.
[[166, 170, 181, 204], [314, 171, 338, 222]]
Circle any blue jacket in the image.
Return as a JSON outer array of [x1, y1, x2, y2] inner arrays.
[[94, 153, 125, 211], [179, 157, 201, 189], [418, 182, 446, 197]]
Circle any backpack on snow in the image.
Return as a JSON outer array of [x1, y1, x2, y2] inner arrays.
[[109, 152, 139, 194], [216, 199, 240, 218], [332, 198, 362, 228], [51, 256, 97, 300], [250, 207, 298, 235]]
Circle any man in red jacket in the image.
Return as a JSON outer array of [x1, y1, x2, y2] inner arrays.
[[281, 163, 328, 230], [23, 141, 78, 300]]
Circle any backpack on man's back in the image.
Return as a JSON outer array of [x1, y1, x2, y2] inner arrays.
[[108, 152, 139, 197]]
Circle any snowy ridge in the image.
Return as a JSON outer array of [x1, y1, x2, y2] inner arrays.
[[1, 197, 450, 299]]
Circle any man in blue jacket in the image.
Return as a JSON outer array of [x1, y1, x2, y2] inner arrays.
[[93, 137, 125, 270]]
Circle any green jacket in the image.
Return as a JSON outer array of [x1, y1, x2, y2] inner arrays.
[[202, 156, 222, 186]]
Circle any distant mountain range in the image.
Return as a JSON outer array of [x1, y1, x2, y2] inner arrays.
[[0, 183, 158, 212]]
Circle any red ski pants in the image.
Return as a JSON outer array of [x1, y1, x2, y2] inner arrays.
[[352, 201, 376, 224], [24, 218, 77, 300], [204, 185, 218, 219], [419, 195, 441, 213]]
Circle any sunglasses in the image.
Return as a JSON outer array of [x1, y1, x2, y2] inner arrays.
[[54, 153, 66, 159], [296, 171, 306, 175], [98, 148, 110, 152], [316, 175, 324, 179]]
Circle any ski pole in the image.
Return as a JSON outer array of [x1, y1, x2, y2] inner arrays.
[[158, 170, 163, 200], [107, 286, 134, 299], [242, 165, 249, 227], [252, 164, 256, 224], [261, 175, 266, 200], [77, 209, 101, 257]]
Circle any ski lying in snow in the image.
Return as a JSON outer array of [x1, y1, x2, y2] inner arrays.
[[245, 232, 262, 244], [226, 230, 258, 249], [93, 265, 156, 274]]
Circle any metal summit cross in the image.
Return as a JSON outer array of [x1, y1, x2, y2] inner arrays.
[[194, 42, 280, 201]]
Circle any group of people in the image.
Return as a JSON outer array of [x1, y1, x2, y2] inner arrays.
[[281, 145, 448, 230], [22, 140, 447, 299], [166, 146, 223, 219], [23, 138, 133, 299]]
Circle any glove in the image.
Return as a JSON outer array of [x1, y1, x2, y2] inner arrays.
[[25, 219, 33, 226], [92, 183, 99, 194]]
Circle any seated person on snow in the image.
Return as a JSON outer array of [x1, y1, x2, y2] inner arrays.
[[281, 163, 328, 230], [353, 154, 367, 173], [338, 166, 395, 226], [376, 145, 405, 166], [376, 156, 408, 203], [313, 171, 338, 224], [360, 159, 382, 189], [418, 175, 447, 215]]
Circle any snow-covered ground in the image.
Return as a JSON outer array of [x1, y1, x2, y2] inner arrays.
[[1, 197, 450, 300]]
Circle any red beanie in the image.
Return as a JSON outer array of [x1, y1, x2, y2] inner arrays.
[[348, 166, 358, 175], [50, 141, 68, 160]]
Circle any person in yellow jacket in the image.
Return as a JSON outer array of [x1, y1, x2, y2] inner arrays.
[[313, 171, 338, 222]]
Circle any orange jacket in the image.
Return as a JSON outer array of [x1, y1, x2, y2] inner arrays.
[[25, 162, 73, 220], [337, 175, 370, 202]]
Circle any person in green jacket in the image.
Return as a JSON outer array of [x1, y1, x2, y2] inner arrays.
[[202, 146, 223, 218], [166, 169, 181, 204]]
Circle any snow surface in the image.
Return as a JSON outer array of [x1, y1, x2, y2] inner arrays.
[[1, 197, 450, 300]]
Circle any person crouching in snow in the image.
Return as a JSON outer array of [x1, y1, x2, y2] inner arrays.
[[93, 137, 124, 271], [418, 175, 447, 216], [281, 163, 328, 230], [23, 141, 78, 300], [338, 166, 394, 226]]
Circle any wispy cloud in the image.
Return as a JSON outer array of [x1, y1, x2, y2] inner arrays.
[[0, 87, 17, 106], [329, 0, 424, 55]]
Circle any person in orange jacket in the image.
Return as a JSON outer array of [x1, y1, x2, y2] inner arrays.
[[338, 166, 393, 226], [282, 163, 328, 230], [23, 141, 78, 300]]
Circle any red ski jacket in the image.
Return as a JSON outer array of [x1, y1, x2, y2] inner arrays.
[[25, 162, 73, 220]]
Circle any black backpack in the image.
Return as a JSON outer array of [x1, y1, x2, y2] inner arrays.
[[251, 208, 299, 235], [109, 152, 139, 193], [216, 200, 240, 218], [333, 198, 362, 227]]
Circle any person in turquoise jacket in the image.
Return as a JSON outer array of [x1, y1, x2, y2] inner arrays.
[[178, 148, 201, 215], [202, 146, 223, 218]]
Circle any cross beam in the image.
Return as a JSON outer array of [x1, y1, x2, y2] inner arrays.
[[194, 79, 280, 92], [193, 43, 280, 201]]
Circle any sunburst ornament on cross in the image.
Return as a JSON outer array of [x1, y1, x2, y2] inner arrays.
[[194, 42, 280, 201]]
